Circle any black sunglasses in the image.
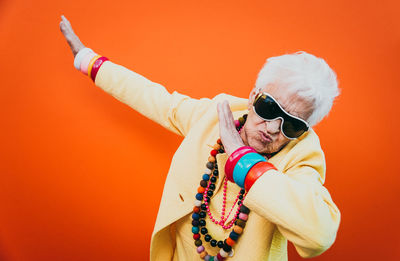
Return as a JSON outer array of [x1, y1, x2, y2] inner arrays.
[[253, 92, 309, 139]]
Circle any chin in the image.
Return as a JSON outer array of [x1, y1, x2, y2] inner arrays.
[[249, 138, 276, 154]]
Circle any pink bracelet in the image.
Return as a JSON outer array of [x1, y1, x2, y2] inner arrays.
[[80, 52, 97, 75], [90, 56, 109, 82], [225, 146, 256, 182]]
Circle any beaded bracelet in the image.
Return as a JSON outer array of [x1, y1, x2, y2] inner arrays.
[[232, 152, 266, 188], [244, 161, 277, 191], [224, 146, 256, 182]]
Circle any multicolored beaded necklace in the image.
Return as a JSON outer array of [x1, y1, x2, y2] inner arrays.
[[191, 114, 274, 260]]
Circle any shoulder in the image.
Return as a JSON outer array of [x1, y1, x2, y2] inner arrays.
[[278, 128, 327, 184]]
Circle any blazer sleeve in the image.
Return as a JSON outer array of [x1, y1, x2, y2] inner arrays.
[[244, 145, 341, 258], [93, 60, 212, 136]]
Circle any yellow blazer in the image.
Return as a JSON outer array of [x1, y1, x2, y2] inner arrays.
[[94, 61, 341, 260]]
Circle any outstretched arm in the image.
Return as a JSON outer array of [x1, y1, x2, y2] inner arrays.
[[59, 15, 213, 136]]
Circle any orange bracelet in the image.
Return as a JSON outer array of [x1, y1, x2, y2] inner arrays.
[[87, 55, 101, 76], [244, 161, 277, 191]]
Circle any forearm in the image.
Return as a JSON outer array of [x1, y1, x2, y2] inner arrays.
[[245, 168, 341, 258]]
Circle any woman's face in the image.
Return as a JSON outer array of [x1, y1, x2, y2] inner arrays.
[[240, 83, 314, 155]]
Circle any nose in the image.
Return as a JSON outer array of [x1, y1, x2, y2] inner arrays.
[[265, 118, 282, 135]]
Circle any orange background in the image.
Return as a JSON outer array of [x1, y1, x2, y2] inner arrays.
[[1, 0, 399, 260]]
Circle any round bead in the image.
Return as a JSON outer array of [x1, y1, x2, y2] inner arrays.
[[204, 234, 212, 242], [210, 239, 217, 247], [192, 220, 199, 226], [193, 233, 200, 240], [213, 144, 221, 151], [199, 211, 206, 218], [202, 174, 210, 181], [192, 226, 199, 234], [229, 231, 239, 241], [199, 219, 206, 226], [217, 240, 224, 248], [217, 253, 225, 261], [200, 251, 208, 259], [240, 189, 245, 194], [240, 205, 250, 214], [239, 213, 248, 221], [194, 200, 202, 207], [197, 245, 205, 253], [192, 213, 200, 220], [200, 180, 208, 187], [195, 239, 202, 246], [235, 219, 246, 228], [213, 169, 219, 175], [208, 156, 216, 162], [204, 255, 211, 261], [206, 162, 215, 169], [209, 184, 216, 190], [233, 225, 243, 234], [205, 168, 212, 174], [217, 138, 222, 144], [226, 237, 235, 246], [222, 241, 232, 252], [219, 249, 229, 258], [198, 187, 205, 194], [210, 177, 217, 183], [209, 257, 214, 261], [196, 193, 203, 200], [201, 227, 208, 234], [193, 206, 200, 213], [207, 190, 213, 197], [239, 116, 245, 125], [218, 148, 224, 153], [201, 203, 207, 210], [210, 150, 218, 157]]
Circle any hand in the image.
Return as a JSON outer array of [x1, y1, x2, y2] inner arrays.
[[217, 100, 245, 156], [59, 15, 86, 57]]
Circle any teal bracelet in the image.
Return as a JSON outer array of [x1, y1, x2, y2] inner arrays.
[[233, 152, 266, 188]]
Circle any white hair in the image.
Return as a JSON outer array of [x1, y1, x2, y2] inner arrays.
[[254, 51, 340, 127]]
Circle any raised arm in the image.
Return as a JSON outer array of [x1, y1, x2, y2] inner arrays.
[[59, 15, 212, 136]]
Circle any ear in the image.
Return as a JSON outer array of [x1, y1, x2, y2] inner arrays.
[[248, 87, 258, 111]]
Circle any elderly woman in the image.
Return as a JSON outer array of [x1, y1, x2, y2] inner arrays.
[[60, 15, 341, 261]]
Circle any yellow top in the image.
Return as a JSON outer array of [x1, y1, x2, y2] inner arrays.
[[94, 60, 341, 260]]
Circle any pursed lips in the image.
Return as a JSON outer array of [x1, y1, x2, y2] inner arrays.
[[259, 131, 272, 143]]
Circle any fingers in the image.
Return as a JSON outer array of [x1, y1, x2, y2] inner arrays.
[[59, 15, 85, 57], [218, 100, 235, 128]]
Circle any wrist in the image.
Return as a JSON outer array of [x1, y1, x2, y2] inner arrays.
[[232, 152, 266, 188], [225, 146, 256, 182], [244, 161, 277, 191]]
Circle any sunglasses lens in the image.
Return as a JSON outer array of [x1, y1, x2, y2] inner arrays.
[[254, 95, 280, 119], [282, 117, 308, 138], [254, 94, 308, 139]]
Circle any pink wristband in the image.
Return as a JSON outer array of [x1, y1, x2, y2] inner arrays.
[[90, 56, 109, 82], [80, 52, 97, 75], [224, 146, 256, 182]]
